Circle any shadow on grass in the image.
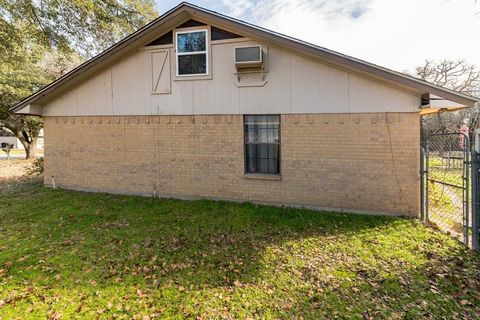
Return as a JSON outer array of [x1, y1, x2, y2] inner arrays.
[[1, 185, 479, 318], [1, 186, 391, 282], [0, 175, 42, 193]]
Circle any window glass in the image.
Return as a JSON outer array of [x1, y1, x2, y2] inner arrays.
[[244, 115, 280, 175], [178, 54, 207, 75], [176, 30, 208, 76], [236, 46, 261, 62], [177, 31, 206, 53]]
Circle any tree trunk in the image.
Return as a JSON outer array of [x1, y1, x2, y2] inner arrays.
[[25, 138, 38, 160], [17, 135, 37, 160]]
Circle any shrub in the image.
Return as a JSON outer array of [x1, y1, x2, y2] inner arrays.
[[27, 157, 44, 176]]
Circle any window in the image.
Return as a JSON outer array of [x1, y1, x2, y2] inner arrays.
[[176, 29, 208, 76], [244, 115, 280, 175]]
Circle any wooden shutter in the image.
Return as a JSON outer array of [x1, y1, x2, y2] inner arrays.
[[151, 50, 171, 94]]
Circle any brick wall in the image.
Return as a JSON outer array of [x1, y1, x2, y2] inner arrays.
[[43, 113, 420, 216]]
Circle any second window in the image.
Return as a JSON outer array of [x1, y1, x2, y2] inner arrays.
[[244, 115, 280, 175]]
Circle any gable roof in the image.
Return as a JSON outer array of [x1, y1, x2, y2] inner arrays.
[[10, 1, 478, 113]]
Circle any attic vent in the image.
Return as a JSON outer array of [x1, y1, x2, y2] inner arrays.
[[146, 31, 173, 46], [235, 46, 262, 68], [211, 26, 242, 41], [177, 19, 206, 28]]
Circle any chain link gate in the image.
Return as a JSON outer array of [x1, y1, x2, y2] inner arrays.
[[421, 133, 471, 245]]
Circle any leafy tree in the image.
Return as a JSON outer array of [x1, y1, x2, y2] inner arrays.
[[0, 28, 51, 158], [0, 0, 158, 57], [0, 0, 158, 158]]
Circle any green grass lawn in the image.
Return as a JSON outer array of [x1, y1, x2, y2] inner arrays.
[[1, 183, 479, 319]]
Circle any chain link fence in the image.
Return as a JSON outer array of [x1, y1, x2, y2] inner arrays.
[[422, 133, 470, 244]]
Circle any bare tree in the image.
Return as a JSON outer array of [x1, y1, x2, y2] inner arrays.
[[415, 60, 480, 95], [413, 60, 480, 142]]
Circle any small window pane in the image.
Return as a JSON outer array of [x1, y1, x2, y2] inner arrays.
[[268, 159, 278, 173], [178, 54, 207, 75], [247, 158, 256, 172], [267, 130, 276, 143], [258, 129, 268, 143], [268, 144, 279, 158], [245, 115, 275, 125], [267, 115, 278, 123], [258, 144, 268, 158], [177, 31, 206, 53], [259, 158, 269, 173], [246, 144, 257, 157]]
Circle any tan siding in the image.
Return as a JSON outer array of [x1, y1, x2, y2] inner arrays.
[[44, 113, 420, 216], [43, 40, 421, 116]]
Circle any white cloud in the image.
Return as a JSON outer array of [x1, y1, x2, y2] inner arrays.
[[161, 0, 480, 72], [219, 0, 372, 23]]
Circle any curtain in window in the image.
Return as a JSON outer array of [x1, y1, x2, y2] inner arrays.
[[244, 115, 280, 174]]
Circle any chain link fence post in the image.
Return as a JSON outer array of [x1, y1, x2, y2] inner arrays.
[[472, 149, 479, 251]]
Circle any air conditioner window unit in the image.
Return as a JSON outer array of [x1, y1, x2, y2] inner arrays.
[[235, 45, 262, 68]]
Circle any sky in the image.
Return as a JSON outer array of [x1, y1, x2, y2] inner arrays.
[[156, 0, 480, 73]]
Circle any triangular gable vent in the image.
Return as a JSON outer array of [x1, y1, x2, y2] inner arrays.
[[146, 31, 173, 46], [146, 24, 243, 47], [177, 19, 206, 28], [211, 26, 242, 40]]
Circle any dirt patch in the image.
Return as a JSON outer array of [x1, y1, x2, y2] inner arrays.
[[0, 160, 42, 192]]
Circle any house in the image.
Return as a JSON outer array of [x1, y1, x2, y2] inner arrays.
[[0, 129, 21, 149], [0, 128, 44, 151], [10, 2, 478, 216]]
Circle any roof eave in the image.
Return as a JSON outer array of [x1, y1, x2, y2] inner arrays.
[[10, 1, 479, 113]]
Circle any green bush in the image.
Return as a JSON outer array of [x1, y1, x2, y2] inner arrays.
[[27, 157, 44, 175]]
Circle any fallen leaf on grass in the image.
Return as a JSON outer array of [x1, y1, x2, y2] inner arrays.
[[459, 300, 470, 306], [47, 310, 62, 320]]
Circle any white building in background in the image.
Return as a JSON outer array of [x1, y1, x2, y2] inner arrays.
[[0, 129, 44, 150]]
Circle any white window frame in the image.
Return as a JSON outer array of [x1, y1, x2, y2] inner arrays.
[[175, 29, 209, 77]]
